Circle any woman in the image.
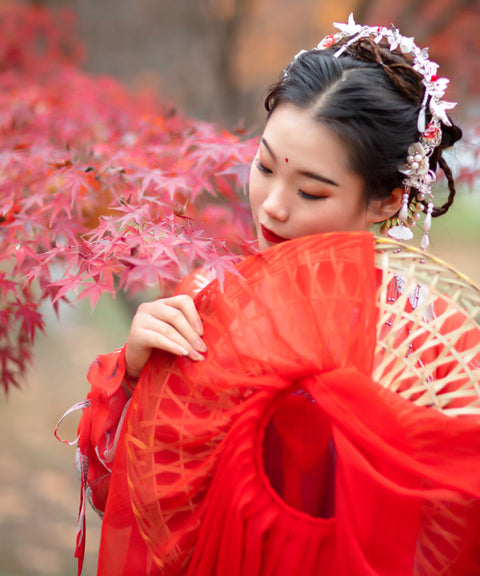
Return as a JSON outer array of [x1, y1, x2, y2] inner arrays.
[[67, 16, 480, 575]]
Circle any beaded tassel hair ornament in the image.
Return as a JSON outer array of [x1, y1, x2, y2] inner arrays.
[[293, 14, 457, 251]]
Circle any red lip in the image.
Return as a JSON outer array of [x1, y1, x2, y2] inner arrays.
[[261, 224, 289, 244]]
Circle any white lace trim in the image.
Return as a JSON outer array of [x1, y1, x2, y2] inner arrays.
[[54, 399, 91, 445]]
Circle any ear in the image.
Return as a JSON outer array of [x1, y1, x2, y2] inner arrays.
[[367, 187, 404, 224]]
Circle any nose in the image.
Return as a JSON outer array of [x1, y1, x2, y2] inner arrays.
[[262, 185, 289, 222]]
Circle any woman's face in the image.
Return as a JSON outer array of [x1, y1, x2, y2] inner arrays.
[[249, 103, 388, 250]]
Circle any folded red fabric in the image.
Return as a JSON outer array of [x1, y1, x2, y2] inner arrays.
[[97, 232, 480, 575]]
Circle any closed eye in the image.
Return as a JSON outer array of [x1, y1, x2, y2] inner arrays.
[[298, 190, 327, 200], [255, 158, 272, 174]]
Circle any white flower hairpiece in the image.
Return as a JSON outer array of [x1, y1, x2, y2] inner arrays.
[[292, 13, 458, 250], [319, 13, 457, 132]]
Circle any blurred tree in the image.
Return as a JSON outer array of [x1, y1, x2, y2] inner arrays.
[[200, 0, 256, 121], [27, 0, 478, 127]]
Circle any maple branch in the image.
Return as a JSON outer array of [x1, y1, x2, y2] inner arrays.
[[0, 2, 257, 391]]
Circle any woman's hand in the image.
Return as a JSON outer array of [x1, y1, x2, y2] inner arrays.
[[125, 294, 206, 379]]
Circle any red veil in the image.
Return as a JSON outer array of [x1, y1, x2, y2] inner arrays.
[[98, 232, 480, 575]]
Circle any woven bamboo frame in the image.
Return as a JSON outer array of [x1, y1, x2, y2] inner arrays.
[[374, 237, 480, 417]]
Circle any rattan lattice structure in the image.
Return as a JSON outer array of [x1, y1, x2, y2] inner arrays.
[[374, 237, 480, 417]]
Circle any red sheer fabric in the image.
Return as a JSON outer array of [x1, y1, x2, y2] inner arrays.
[[96, 232, 480, 575], [70, 346, 129, 573], [73, 266, 217, 574]]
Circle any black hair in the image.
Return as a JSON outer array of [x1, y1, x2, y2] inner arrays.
[[264, 38, 462, 216]]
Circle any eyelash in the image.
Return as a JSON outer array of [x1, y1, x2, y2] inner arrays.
[[255, 159, 327, 200], [255, 159, 272, 174], [298, 190, 327, 201]]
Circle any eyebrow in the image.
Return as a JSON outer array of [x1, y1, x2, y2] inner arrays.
[[261, 137, 339, 187]]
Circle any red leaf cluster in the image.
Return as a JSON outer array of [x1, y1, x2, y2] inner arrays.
[[0, 3, 258, 391]]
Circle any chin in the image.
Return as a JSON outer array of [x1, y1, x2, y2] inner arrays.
[[257, 238, 269, 251]]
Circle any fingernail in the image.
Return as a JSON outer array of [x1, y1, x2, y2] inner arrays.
[[177, 347, 189, 356], [195, 339, 207, 352], [190, 351, 205, 362], [195, 322, 204, 335]]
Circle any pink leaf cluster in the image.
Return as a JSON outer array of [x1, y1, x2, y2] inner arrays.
[[0, 3, 258, 391]]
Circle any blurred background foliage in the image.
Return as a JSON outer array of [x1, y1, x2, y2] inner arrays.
[[19, 0, 480, 128], [1, 1, 479, 575]]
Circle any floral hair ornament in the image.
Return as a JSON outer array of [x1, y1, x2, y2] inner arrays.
[[307, 14, 457, 251]]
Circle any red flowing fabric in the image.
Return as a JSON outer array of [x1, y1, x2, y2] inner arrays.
[[98, 232, 480, 575]]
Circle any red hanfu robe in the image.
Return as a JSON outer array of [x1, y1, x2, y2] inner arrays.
[[75, 232, 480, 575]]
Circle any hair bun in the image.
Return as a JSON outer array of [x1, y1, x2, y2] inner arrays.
[[440, 122, 463, 149]]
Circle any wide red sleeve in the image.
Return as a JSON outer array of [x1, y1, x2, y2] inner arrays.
[[73, 267, 216, 574], [78, 345, 130, 514], [68, 346, 130, 574], [77, 268, 217, 490]]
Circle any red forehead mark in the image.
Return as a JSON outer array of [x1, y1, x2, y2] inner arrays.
[[285, 157, 288, 163]]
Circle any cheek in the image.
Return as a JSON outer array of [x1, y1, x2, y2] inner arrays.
[[248, 167, 263, 213], [341, 202, 370, 230]]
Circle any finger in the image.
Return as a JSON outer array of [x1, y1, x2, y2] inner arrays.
[[133, 313, 206, 359], [149, 304, 207, 353], [126, 328, 191, 377], [151, 319, 206, 356], [144, 327, 205, 362], [164, 295, 204, 335]]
